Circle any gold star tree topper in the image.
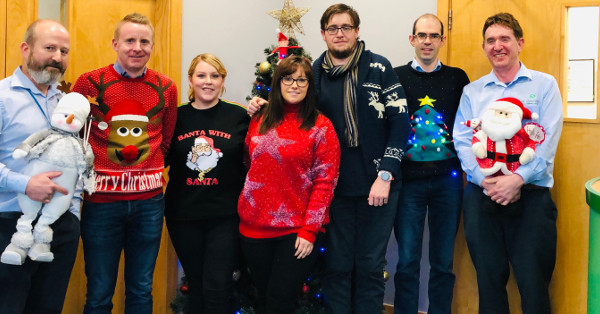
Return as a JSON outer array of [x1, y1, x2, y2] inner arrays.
[[267, 0, 310, 38]]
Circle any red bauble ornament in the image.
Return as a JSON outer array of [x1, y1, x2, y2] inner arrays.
[[180, 284, 189, 294], [302, 284, 310, 294]]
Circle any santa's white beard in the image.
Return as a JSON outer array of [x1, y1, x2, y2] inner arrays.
[[195, 149, 221, 171], [481, 110, 521, 141]]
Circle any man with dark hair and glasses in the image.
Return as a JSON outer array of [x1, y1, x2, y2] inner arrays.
[[392, 13, 469, 314], [453, 12, 562, 313], [248, 3, 410, 313]]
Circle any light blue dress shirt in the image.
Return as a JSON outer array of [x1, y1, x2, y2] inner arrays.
[[112, 61, 147, 78], [410, 58, 442, 72], [0, 67, 82, 217], [452, 63, 563, 188]]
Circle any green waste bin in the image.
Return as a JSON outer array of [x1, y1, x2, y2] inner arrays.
[[587, 177, 600, 313]]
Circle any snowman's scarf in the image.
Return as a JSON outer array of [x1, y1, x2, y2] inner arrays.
[[26, 127, 96, 194]]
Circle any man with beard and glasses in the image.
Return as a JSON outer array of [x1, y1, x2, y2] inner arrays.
[[248, 4, 410, 313], [453, 12, 563, 314], [0, 19, 80, 313]]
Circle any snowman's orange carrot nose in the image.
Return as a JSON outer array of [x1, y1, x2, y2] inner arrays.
[[66, 114, 74, 124]]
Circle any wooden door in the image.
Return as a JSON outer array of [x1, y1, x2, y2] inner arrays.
[[438, 1, 591, 313]]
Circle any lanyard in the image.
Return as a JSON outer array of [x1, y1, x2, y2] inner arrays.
[[26, 89, 51, 127]]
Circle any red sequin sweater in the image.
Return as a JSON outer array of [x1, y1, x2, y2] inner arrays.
[[73, 65, 178, 202], [238, 110, 340, 243]]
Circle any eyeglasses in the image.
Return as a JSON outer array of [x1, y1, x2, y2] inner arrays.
[[325, 25, 355, 35], [414, 33, 442, 42], [281, 76, 309, 87]]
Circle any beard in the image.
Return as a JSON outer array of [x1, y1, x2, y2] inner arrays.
[[329, 47, 354, 60], [27, 53, 65, 86], [481, 109, 522, 141]]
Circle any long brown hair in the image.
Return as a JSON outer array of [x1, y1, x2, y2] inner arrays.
[[256, 55, 318, 134]]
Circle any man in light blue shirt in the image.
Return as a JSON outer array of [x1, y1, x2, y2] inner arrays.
[[453, 13, 562, 314], [0, 19, 80, 313]]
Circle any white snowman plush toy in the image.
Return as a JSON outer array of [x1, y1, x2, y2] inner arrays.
[[0, 92, 95, 265]]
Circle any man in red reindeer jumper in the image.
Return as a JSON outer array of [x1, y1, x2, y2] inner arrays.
[[464, 97, 545, 180]]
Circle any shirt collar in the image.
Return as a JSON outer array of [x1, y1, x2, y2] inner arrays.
[[113, 61, 147, 78], [411, 58, 442, 72], [483, 62, 532, 87], [12, 66, 60, 98]]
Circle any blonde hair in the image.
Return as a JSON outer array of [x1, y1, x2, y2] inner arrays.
[[114, 12, 154, 42], [187, 53, 228, 102]]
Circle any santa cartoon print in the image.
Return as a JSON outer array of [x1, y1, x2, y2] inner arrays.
[[463, 97, 545, 178], [186, 136, 223, 180]]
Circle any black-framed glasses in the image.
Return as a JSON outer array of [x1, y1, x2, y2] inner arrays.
[[325, 25, 355, 35], [414, 33, 442, 42], [281, 76, 309, 87]]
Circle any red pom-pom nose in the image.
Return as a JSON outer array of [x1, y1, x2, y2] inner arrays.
[[122, 145, 139, 161]]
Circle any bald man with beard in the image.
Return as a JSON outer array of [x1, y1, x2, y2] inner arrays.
[[0, 19, 80, 313]]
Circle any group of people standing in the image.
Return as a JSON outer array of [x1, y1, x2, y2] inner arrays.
[[0, 3, 561, 314]]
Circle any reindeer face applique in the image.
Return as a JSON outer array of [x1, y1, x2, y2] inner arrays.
[[87, 73, 172, 167], [100, 99, 151, 165]]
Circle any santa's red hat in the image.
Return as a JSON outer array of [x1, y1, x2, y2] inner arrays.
[[277, 29, 288, 41], [98, 99, 148, 130], [194, 136, 214, 147], [490, 97, 538, 120]]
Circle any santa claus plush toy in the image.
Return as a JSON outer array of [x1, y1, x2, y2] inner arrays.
[[463, 97, 545, 178]]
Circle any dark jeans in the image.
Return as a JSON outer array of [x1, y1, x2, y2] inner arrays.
[[0, 211, 79, 314], [463, 183, 557, 314], [241, 233, 320, 314], [166, 216, 239, 314], [81, 194, 164, 314], [393, 175, 462, 314], [323, 192, 398, 314]]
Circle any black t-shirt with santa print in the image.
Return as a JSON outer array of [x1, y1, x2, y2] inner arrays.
[[165, 99, 250, 220]]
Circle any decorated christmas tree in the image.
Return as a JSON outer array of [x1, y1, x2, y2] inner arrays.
[[247, 0, 311, 101], [405, 95, 456, 161]]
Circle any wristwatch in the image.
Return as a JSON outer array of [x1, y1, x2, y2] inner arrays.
[[378, 170, 393, 182]]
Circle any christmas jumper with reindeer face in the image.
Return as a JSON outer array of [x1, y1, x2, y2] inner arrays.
[[73, 65, 178, 202]]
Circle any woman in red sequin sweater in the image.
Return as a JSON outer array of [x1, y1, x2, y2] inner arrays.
[[238, 56, 340, 313]]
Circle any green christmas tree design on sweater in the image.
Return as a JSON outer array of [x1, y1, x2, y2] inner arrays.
[[406, 95, 456, 162]]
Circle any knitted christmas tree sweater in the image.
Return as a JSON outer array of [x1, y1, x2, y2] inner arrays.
[[238, 110, 340, 243], [73, 65, 178, 202], [394, 63, 469, 181]]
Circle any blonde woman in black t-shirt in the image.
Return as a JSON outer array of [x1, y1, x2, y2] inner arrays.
[[165, 53, 250, 313]]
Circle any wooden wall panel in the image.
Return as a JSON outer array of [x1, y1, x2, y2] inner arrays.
[[1, 0, 6, 78], [3, 0, 36, 78]]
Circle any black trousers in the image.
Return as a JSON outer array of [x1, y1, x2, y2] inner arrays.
[[241, 233, 321, 314], [166, 215, 239, 314], [463, 183, 557, 314], [0, 211, 80, 314]]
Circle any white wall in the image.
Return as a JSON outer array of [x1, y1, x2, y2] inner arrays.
[[182, 0, 438, 309], [182, 0, 437, 105]]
